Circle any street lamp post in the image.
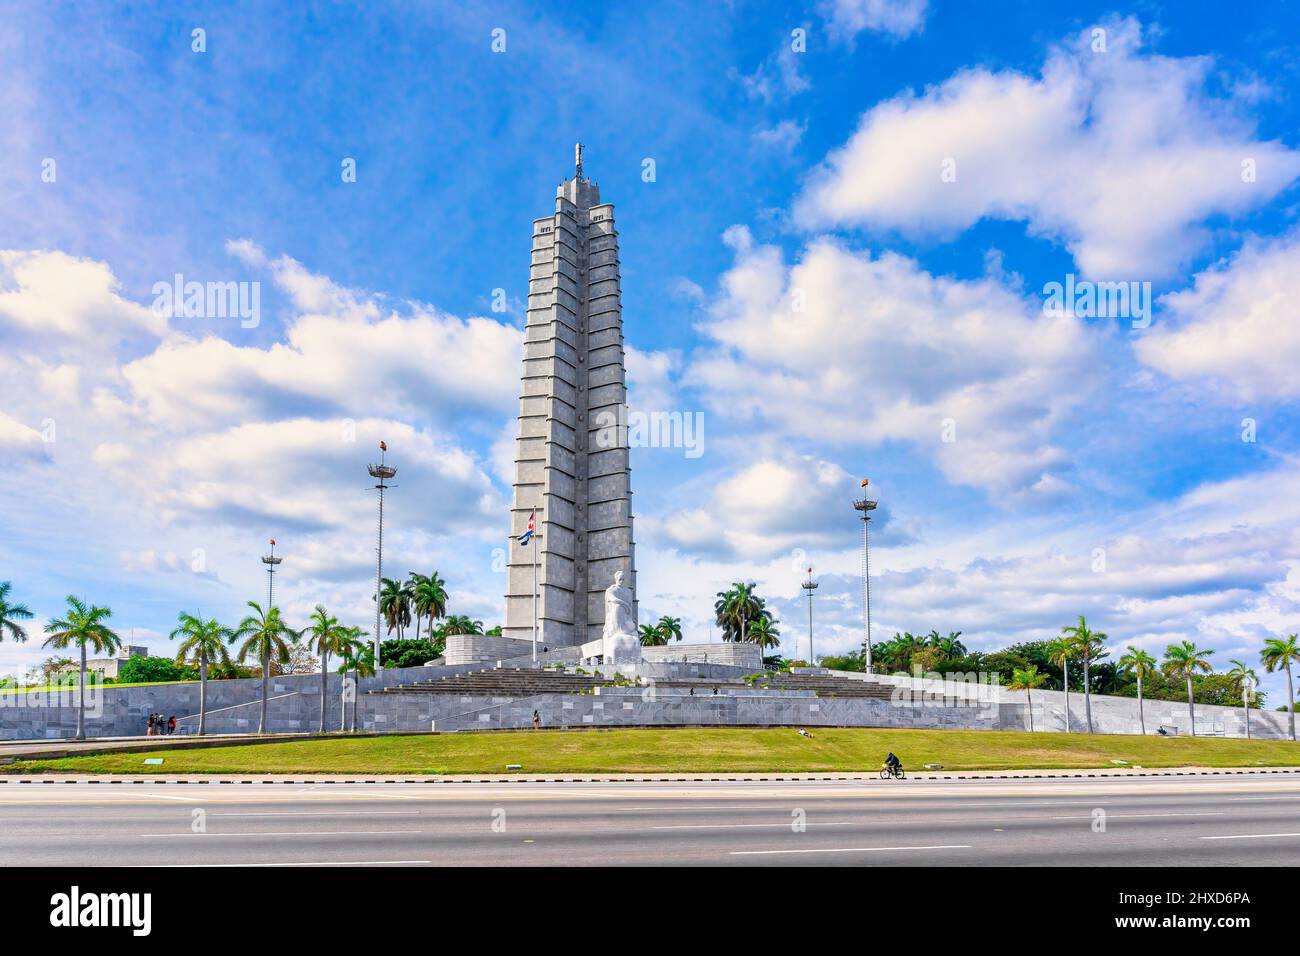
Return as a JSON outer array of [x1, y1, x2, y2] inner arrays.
[[260, 538, 282, 610], [800, 566, 818, 665], [853, 485, 878, 673], [367, 441, 397, 674]]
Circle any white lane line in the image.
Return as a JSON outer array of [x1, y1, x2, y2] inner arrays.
[[1200, 832, 1300, 841], [654, 821, 855, 830], [1050, 812, 1226, 820], [619, 806, 767, 812], [137, 793, 206, 802], [731, 844, 971, 856], [140, 830, 424, 838], [152, 859, 431, 867], [213, 811, 421, 818]]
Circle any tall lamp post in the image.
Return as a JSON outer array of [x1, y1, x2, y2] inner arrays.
[[260, 538, 282, 610], [367, 441, 397, 673], [853, 482, 878, 673], [800, 566, 818, 665]]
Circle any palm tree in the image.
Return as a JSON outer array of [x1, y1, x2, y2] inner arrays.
[[1117, 647, 1157, 736], [638, 623, 666, 646], [745, 615, 781, 654], [378, 577, 412, 638], [442, 615, 484, 636], [1226, 659, 1259, 739], [169, 612, 234, 736], [1261, 634, 1300, 741], [233, 601, 299, 735], [1162, 641, 1214, 737], [1061, 616, 1108, 733], [409, 571, 449, 642], [42, 596, 120, 740], [713, 582, 764, 642], [306, 605, 353, 734], [1008, 665, 1048, 733], [0, 582, 34, 644], [1046, 636, 1077, 733], [337, 632, 373, 732], [657, 615, 683, 643]]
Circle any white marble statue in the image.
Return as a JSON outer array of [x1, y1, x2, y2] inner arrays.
[[601, 570, 641, 664]]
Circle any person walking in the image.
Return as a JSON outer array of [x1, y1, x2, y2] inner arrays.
[[532, 709, 541, 730], [146, 714, 155, 736], [167, 715, 177, 735]]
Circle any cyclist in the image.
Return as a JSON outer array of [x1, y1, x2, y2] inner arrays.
[[884, 752, 902, 776]]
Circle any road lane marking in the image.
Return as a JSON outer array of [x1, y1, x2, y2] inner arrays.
[[154, 859, 431, 867], [1200, 832, 1300, 840], [213, 811, 421, 817], [730, 844, 971, 856], [653, 821, 856, 830], [141, 830, 425, 838], [1050, 812, 1226, 820]]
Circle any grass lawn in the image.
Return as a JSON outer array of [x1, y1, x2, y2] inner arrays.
[[6, 726, 1300, 774]]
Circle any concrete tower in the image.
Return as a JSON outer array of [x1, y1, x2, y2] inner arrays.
[[503, 145, 636, 649]]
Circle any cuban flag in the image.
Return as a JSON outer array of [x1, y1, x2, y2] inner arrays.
[[518, 511, 536, 545]]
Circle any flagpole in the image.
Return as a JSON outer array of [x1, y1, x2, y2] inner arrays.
[[532, 534, 538, 665]]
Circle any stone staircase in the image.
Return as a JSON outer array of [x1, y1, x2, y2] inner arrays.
[[371, 667, 613, 697], [751, 672, 898, 700]]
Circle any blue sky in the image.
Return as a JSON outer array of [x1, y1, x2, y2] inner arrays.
[[2, 0, 1300, 702]]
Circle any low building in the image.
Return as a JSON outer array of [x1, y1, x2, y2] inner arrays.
[[58, 645, 149, 681]]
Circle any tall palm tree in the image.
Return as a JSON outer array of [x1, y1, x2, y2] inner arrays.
[[1046, 636, 1076, 733], [1008, 665, 1048, 733], [378, 577, 412, 638], [169, 612, 234, 736], [1117, 647, 1157, 736], [337, 633, 373, 733], [442, 615, 484, 636], [306, 605, 352, 734], [656, 615, 683, 643], [409, 571, 449, 642], [233, 601, 299, 735], [638, 623, 666, 646], [1226, 659, 1259, 739], [745, 615, 781, 654], [713, 582, 763, 643], [1261, 634, 1300, 742], [42, 596, 120, 740], [1061, 616, 1108, 733], [1162, 641, 1214, 737], [0, 582, 34, 644]]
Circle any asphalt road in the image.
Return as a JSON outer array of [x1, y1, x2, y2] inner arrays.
[[3, 774, 1300, 866]]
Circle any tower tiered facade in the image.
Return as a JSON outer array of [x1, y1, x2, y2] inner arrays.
[[503, 148, 636, 648]]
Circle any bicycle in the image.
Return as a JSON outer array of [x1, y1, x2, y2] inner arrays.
[[879, 763, 905, 780]]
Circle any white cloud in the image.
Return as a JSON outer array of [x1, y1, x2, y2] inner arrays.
[[0, 249, 166, 345], [0, 410, 45, 461], [691, 231, 1100, 495], [753, 120, 805, 152], [1137, 227, 1300, 401], [796, 18, 1300, 278], [822, 0, 928, 42], [655, 454, 853, 560]]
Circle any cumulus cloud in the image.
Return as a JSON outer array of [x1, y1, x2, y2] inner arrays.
[[796, 18, 1300, 278], [1137, 227, 1300, 401], [822, 0, 928, 42], [654, 454, 854, 560], [0, 249, 166, 346], [122, 244, 519, 429], [690, 230, 1100, 495]]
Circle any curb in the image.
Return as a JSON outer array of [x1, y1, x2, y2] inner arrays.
[[2, 767, 1298, 784]]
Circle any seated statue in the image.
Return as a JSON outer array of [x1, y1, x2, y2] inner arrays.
[[601, 570, 641, 664]]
